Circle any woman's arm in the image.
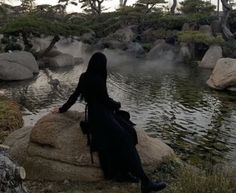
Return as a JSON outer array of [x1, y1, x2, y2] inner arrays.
[[59, 82, 80, 113], [59, 75, 84, 113]]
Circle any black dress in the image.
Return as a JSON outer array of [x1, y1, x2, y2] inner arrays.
[[59, 73, 145, 180]]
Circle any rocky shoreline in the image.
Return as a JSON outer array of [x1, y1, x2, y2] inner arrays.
[[1, 22, 236, 91]]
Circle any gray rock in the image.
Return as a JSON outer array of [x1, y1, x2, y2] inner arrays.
[[74, 57, 84, 65], [126, 42, 145, 58], [80, 31, 96, 44], [199, 25, 212, 36], [31, 36, 54, 53], [98, 27, 135, 50], [147, 40, 177, 61], [97, 39, 126, 50], [182, 23, 197, 31], [199, 45, 223, 69], [4, 112, 175, 182], [0, 61, 33, 80], [43, 49, 62, 57], [0, 51, 38, 73], [110, 27, 135, 43], [207, 58, 236, 90], [48, 53, 75, 68]]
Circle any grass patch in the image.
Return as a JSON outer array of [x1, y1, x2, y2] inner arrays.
[[0, 96, 23, 134], [25, 159, 236, 193], [163, 164, 236, 193]]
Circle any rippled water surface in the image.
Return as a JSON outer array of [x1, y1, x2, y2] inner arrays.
[[1, 51, 236, 166]]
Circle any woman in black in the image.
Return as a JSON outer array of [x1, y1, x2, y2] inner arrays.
[[52, 52, 166, 193]]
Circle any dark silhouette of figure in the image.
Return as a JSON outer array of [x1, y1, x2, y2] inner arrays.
[[55, 52, 166, 193]]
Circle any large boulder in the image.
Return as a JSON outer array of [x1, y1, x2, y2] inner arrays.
[[4, 111, 175, 182], [55, 38, 84, 58], [0, 51, 38, 81], [147, 40, 179, 61], [126, 42, 145, 58], [111, 27, 135, 43], [182, 22, 197, 31], [98, 27, 135, 50], [207, 58, 236, 90], [47, 53, 75, 68], [0, 96, 23, 143], [0, 61, 34, 80], [199, 45, 223, 69], [97, 39, 127, 50], [80, 31, 96, 44], [199, 25, 212, 36], [31, 36, 53, 53]]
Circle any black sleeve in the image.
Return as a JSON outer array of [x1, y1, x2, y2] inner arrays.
[[59, 76, 82, 113], [107, 97, 121, 111], [92, 76, 121, 111]]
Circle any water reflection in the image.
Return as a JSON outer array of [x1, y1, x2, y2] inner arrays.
[[0, 57, 236, 167]]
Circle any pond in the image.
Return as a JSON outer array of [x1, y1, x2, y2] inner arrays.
[[1, 49, 236, 167]]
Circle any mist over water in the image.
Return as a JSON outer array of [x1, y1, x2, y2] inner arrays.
[[1, 46, 236, 167]]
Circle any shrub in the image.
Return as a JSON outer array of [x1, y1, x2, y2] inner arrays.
[[178, 31, 224, 45], [222, 39, 236, 58], [0, 16, 90, 36], [4, 43, 22, 52], [229, 10, 236, 33], [179, 0, 216, 15], [0, 96, 23, 132]]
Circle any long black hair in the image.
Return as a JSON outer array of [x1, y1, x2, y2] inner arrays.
[[85, 52, 107, 82], [80, 52, 108, 102]]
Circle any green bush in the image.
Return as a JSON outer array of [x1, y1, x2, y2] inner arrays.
[[178, 31, 224, 45], [222, 39, 236, 58], [0, 16, 90, 36], [229, 10, 236, 33], [4, 43, 22, 52], [179, 0, 216, 15]]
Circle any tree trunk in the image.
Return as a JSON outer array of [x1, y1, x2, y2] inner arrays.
[[170, 0, 177, 14], [15, 167, 26, 180], [221, 0, 234, 40], [22, 32, 33, 51], [37, 35, 60, 59], [217, 0, 220, 18]]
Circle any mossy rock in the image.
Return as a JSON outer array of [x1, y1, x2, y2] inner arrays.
[[0, 96, 23, 142]]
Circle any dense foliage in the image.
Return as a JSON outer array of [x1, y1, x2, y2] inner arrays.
[[178, 31, 224, 45], [179, 0, 216, 15]]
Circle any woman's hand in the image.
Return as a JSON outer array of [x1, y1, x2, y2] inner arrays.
[[51, 107, 60, 113]]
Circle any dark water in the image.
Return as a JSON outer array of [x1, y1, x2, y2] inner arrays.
[[1, 51, 236, 167]]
